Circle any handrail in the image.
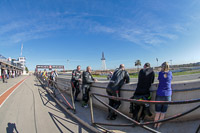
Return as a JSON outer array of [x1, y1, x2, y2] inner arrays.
[[92, 93, 200, 105], [91, 84, 200, 92], [90, 94, 160, 133], [89, 92, 200, 133], [141, 104, 200, 125], [91, 85, 200, 92], [36, 75, 76, 113]]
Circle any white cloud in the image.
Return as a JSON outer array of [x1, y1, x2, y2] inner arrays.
[[93, 25, 115, 33], [173, 24, 187, 33], [117, 27, 164, 47], [0, 9, 185, 48]]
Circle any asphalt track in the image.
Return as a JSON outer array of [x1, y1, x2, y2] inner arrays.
[[0, 76, 91, 133]]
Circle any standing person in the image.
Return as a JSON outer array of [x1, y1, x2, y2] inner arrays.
[[106, 64, 130, 120], [12, 71, 15, 78], [7, 70, 9, 79], [2, 70, 5, 83], [5, 70, 8, 83], [52, 69, 58, 96], [107, 71, 113, 80], [2, 70, 7, 83], [71, 65, 82, 101], [82, 66, 97, 108], [52, 69, 58, 82], [49, 71, 54, 87], [39, 71, 41, 77], [154, 62, 173, 129], [42, 69, 48, 81], [130, 63, 155, 122]]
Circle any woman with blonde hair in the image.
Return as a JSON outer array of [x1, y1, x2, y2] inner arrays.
[[154, 62, 173, 129]]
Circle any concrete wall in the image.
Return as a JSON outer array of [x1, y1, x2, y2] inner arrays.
[[56, 77, 200, 121]]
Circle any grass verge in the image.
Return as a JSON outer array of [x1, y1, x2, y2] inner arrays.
[[93, 70, 200, 78]]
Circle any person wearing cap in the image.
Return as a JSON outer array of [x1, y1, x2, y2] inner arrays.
[[154, 62, 173, 129], [130, 63, 155, 122], [71, 65, 82, 101], [106, 64, 130, 120]]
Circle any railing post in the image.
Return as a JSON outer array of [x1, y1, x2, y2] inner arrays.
[[89, 93, 95, 125], [52, 80, 56, 97], [196, 124, 200, 133], [70, 84, 76, 113]]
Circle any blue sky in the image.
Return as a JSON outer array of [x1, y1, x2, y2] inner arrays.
[[1, 0, 200, 71]]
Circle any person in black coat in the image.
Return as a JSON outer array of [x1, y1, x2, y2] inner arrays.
[[2, 69, 7, 83], [71, 65, 82, 101], [130, 63, 155, 122], [106, 64, 130, 120], [82, 66, 97, 107]]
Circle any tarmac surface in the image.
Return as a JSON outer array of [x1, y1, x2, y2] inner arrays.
[[0, 75, 199, 133], [0, 76, 92, 133]]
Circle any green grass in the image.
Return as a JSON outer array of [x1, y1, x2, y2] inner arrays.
[[93, 70, 200, 78], [172, 70, 200, 76], [93, 75, 107, 78]]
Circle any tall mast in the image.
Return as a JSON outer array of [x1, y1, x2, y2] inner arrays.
[[20, 43, 23, 57]]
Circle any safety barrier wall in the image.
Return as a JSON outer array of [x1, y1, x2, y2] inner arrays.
[[56, 77, 200, 121]]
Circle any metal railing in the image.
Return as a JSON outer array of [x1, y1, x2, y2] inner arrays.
[[36, 74, 76, 113], [36, 75, 200, 133], [91, 84, 200, 92], [89, 92, 200, 133]]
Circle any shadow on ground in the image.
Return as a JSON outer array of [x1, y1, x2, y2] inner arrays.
[[6, 123, 19, 133]]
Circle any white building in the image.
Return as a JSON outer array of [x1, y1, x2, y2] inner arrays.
[[13, 57, 26, 75], [19, 57, 26, 75], [0, 54, 24, 77]]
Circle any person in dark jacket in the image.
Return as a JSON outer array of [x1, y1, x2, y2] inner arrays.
[[71, 65, 82, 101], [82, 66, 97, 108], [2, 69, 7, 83], [106, 64, 130, 120], [130, 63, 155, 122]]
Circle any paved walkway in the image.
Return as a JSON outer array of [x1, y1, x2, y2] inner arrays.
[[0, 75, 92, 133]]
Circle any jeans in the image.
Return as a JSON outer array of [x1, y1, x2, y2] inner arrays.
[[155, 95, 171, 113]]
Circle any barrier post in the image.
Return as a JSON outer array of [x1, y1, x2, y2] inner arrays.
[[196, 124, 200, 133], [89, 94, 95, 125], [70, 84, 76, 114]]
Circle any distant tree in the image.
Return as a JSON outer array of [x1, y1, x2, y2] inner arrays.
[[25, 66, 29, 73], [135, 60, 141, 72]]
